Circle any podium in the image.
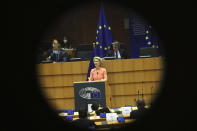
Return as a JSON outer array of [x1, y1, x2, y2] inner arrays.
[[73, 81, 112, 111]]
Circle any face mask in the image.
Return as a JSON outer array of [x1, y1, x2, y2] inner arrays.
[[63, 40, 67, 43]]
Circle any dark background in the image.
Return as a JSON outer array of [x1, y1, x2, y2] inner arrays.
[[30, 1, 157, 59], [7, 0, 195, 130]]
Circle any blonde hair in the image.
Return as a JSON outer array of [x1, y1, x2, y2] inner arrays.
[[93, 56, 103, 67]]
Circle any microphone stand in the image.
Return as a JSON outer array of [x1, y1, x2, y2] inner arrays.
[[150, 86, 153, 105], [142, 81, 144, 99]]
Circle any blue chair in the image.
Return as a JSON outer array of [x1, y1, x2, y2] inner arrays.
[[66, 116, 73, 121], [67, 110, 74, 115], [88, 126, 95, 130], [125, 105, 132, 107], [100, 113, 106, 118], [117, 117, 125, 123]]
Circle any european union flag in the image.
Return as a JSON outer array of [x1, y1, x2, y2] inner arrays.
[[86, 6, 114, 81], [144, 25, 159, 48]]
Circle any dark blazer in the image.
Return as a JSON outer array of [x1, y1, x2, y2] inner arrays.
[[106, 49, 128, 59], [48, 49, 71, 62], [130, 108, 148, 119], [60, 40, 71, 49], [71, 118, 96, 130], [95, 107, 110, 116]]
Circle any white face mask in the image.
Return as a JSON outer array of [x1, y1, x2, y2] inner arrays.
[[63, 40, 67, 43]]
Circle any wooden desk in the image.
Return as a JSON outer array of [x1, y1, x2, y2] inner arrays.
[[58, 106, 139, 119], [95, 119, 135, 129], [71, 114, 131, 122], [59, 112, 95, 118]]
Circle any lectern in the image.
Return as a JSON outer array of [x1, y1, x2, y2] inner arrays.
[[73, 81, 112, 111]]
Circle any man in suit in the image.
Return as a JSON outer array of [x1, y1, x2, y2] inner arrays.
[[130, 98, 148, 119], [48, 39, 71, 62], [91, 101, 111, 116], [107, 41, 128, 59], [71, 108, 96, 130]]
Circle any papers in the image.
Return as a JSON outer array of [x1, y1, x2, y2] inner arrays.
[[104, 57, 115, 60], [106, 113, 118, 121], [88, 104, 93, 112], [121, 107, 132, 115]]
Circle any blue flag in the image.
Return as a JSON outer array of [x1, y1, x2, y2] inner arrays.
[[144, 25, 161, 55], [86, 6, 114, 81], [144, 25, 159, 48]]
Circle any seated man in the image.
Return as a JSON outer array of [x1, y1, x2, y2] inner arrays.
[[71, 108, 96, 130], [91, 101, 111, 116], [106, 41, 128, 59], [130, 98, 148, 119], [48, 39, 70, 62]]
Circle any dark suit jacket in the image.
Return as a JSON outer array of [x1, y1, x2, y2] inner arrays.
[[71, 118, 96, 130], [95, 107, 110, 116], [130, 108, 148, 119], [106, 49, 128, 59], [48, 49, 71, 62], [60, 40, 71, 48]]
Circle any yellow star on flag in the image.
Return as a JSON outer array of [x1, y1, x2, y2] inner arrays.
[[104, 47, 107, 50], [100, 46, 102, 48], [96, 42, 99, 45], [97, 30, 99, 34], [108, 26, 111, 30], [108, 46, 111, 49], [148, 41, 151, 45], [145, 36, 149, 40], [99, 26, 102, 29], [104, 25, 106, 28], [146, 30, 149, 34]]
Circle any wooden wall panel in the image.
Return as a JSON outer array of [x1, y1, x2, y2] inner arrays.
[[61, 62, 73, 74], [37, 57, 163, 110], [112, 95, 139, 107], [110, 83, 137, 96], [42, 63, 62, 75], [38, 76, 54, 87], [52, 99, 75, 110], [63, 75, 74, 86], [143, 57, 156, 70], [62, 87, 74, 98], [133, 71, 144, 82], [144, 70, 156, 82], [53, 76, 64, 87], [41, 87, 74, 98]]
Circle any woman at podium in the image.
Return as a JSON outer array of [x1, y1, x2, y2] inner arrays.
[[89, 56, 107, 81]]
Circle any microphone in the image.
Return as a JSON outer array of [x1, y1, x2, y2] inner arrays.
[[142, 81, 144, 99], [150, 86, 153, 104]]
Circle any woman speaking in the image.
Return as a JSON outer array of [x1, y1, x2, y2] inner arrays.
[[89, 57, 107, 81]]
